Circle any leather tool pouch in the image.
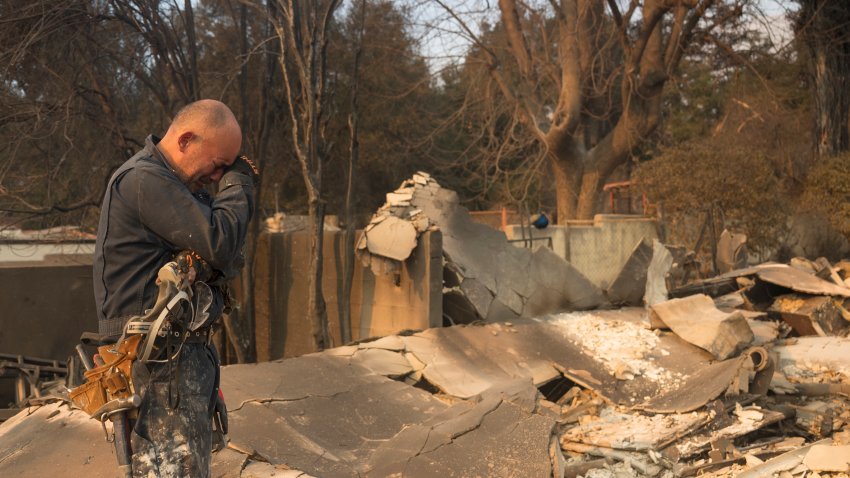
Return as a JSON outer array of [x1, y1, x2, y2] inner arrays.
[[69, 335, 142, 417]]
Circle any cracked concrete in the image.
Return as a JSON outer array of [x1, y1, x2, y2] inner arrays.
[[0, 310, 776, 478], [365, 380, 560, 478], [222, 355, 448, 477]]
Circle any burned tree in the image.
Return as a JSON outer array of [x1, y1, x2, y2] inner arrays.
[[436, 0, 751, 222], [795, 0, 850, 157], [252, 0, 340, 351]]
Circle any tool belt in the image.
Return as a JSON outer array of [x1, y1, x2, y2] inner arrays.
[[69, 334, 142, 418], [70, 257, 207, 418], [158, 327, 211, 344]]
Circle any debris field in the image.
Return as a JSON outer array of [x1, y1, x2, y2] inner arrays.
[[2, 175, 850, 477]]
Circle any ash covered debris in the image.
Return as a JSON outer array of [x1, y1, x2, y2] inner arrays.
[[5, 290, 850, 477], [6, 179, 850, 478], [357, 172, 604, 324]]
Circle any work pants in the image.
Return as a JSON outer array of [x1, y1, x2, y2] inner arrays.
[[130, 342, 218, 478]]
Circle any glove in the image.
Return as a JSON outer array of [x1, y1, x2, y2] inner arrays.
[[174, 249, 212, 283], [224, 155, 259, 184]]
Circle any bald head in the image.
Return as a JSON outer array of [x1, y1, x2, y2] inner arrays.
[[171, 99, 237, 132], [158, 99, 242, 191]]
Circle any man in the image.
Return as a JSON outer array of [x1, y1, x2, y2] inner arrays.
[[93, 99, 256, 477]]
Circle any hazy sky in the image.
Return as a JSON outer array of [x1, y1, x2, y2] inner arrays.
[[394, 0, 797, 73]]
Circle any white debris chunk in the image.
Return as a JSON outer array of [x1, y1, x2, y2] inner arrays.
[[549, 311, 683, 390], [365, 216, 418, 261], [803, 444, 850, 472], [386, 191, 413, 205]]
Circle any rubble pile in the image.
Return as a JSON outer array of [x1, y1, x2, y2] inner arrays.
[[283, 254, 850, 477], [356, 171, 437, 275], [555, 256, 850, 478], [357, 173, 604, 323], [5, 273, 850, 477], [4, 177, 850, 476]]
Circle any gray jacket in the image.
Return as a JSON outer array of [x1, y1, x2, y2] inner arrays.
[[93, 135, 254, 337]]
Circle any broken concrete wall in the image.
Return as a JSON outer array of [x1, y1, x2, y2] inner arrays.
[[504, 224, 569, 258], [506, 215, 659, 289], [357, 174, 604, 325], [0, 261, 98, 406], [357, 230, 442, 338], [413, 177, 603, 322], [565, 215, 659, 289], [252, 230, 442, 361]]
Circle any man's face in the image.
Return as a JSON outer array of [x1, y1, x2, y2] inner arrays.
[[178, 128, 241, 191]]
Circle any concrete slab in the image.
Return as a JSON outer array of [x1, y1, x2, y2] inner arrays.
[[607, 239, 652, 305], [0, 402, 112, 477], [240, 460, 316, 477], [391, 309, 747, 411], [772, 336, 850, 383], [350, 347, 414, 378], [720, 263, 850, 297], [485, 297, 521, 322], [211, 447, 250, 477], [645, 240, 674, 306], [525, 247, 604, 316], [364, 216, 417, 261], [365, 381, 559, 478], [406, 175, 604, 321], [649, 294, 754, 360], [400, 326, 561, 399], [634, 354, 754, 413], [757, 265, 850, 297], [1, 308, 801, 477], [358, 335, 406, 351], [803, 444, 850, 472], [222, 355, 447, 477], [459, 278, 494, 318]]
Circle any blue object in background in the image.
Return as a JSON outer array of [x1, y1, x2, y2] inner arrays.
[[531, 212, 549, 229]]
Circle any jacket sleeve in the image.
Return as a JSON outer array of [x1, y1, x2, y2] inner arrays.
[[121, 164, 255, 278]]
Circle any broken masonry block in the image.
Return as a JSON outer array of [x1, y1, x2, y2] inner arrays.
[[644, 239, 674, 306], [606, 239, 652, 306], [364, 215, 418, 261], [649, 294, 754, 360], [793, 401, 834, 439], [768, 294, 850, 337], [802, 444, 850, 473]]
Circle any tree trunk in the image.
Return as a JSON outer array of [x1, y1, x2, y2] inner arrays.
[[307, 199, 330, 350], [183, 0, 200, 100], [475, 0, 712, 223], [341, 0, 366, 346], [798, 0, 850, 156], [551, 154, 579, 223]]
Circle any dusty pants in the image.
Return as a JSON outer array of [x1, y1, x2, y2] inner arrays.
[[130, 342, 217, 478]]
